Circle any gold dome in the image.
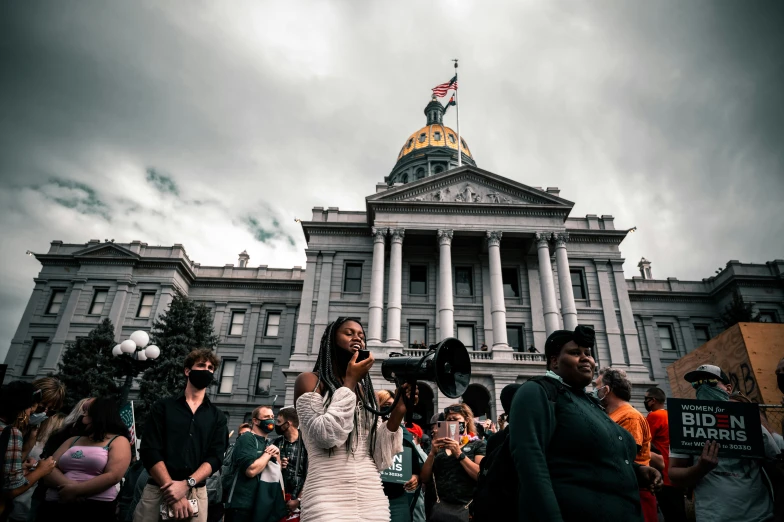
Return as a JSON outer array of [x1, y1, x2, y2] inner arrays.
[[397, 124, 472, 161]]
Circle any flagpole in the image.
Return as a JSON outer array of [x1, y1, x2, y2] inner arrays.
[[130, 400, 139, 454], [452, 59, 461, 167]]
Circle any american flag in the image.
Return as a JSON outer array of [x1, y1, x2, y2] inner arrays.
[[120, 401, 137, 446], [432, 75, 458, 97]]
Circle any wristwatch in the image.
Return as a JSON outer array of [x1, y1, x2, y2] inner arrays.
[[186, 477, 197, 488], [457, 452, 467, 462]]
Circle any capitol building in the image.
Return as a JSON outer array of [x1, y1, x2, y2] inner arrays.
[[5, 98, 783, 428]]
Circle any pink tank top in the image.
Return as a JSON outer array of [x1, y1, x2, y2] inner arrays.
[[46, 436, 121, 502]]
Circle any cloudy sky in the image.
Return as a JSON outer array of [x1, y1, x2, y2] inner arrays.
[[1, 1, 782, 360]]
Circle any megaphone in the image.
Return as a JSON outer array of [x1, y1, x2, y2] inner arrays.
[[378, 338, 471, 421]]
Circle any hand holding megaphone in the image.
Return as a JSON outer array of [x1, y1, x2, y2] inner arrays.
[[344, 350, 374, 390]]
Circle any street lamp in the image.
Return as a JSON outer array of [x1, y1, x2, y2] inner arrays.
[[113, 330, 161, 402], [112, 330, 160, 361]]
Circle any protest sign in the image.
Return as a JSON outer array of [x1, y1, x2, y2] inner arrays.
[[668, 398, 765, 459], [381, 446, 412, 484]]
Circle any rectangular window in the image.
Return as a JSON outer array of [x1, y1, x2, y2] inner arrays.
[[658, 325, 676, 351], [409, 323, 427, 348], [502, 268, 520, 298], [343, 263, 362, 293], [137, 292, 155, 318], [694, 326, 710, 345], [46, 290, 65, 315], [457, 325, 475, 350], [219, 359, 237, 394], [455, 267, 473, 296], [89, 289, 108, 315], [409, 265, 427, 295], [759, 311, 777, 323], [255, 360, 274, 395], [570, 270, 586, 300], [24, 340, 47, 376], [265, 312, 281, 337], [230, 311, 245, 336], [506, 325, 523, 351]]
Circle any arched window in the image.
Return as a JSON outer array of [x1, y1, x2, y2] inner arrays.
[[415, 168, 425, 179], [448, 134, 456, 144], [434, 132, 441, 141], [401, 173, 409, 183], [418, 133, 427, 143], [434, 165, 444, 174]]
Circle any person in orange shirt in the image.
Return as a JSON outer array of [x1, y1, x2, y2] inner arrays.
[[594, 368, 657, 522], [644, 387, 687, 522]]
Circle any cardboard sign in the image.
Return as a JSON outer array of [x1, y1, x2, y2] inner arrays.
[[381, 446, 412, 484], [668, 398, 765, 459]]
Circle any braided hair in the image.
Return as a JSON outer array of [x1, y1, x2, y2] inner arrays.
[[313, 317, 380, 458]]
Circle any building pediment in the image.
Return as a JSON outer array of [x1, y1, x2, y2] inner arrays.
[[367, 166, 573, 208], [72, 243, 140, 259]]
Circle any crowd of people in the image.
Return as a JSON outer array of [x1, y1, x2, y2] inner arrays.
[[1, 319, 782, 521]]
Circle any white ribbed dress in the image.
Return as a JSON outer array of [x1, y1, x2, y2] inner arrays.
[[296, 386, 403, 522]]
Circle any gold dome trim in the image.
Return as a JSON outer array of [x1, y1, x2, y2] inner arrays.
[[397, 124, 472, 161]]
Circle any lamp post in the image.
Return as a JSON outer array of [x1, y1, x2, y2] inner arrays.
[[113, 330, 160, 402]]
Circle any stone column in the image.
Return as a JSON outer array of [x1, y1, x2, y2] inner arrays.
[[293, 250, 319, 355], [611, 260, 645, 365], [212, 302, 227, 339], [312, 251, 335, 355], [595, 261, 625, 365], [42, 280, 86, 373], [526, 258, 547, 350], [368, 228, 387, 343], [486, 231, 509, 350], [237, 304, 261, 396], [108, 280, 133, 338], [641, 316, 666, 382], [535, 233, 560, 335], [554, 233, 578, 331], [154, 284, 177, 322], [677, 317, 695, 356], [5, 280, 46, 375], [437, 229, 454, 339], [386, 228, 405, 345]]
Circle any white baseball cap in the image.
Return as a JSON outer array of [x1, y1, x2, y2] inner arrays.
[[684, 364, 730, 385]]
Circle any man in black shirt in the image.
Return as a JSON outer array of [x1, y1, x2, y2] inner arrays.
[[135, 349, 228, 521], [271, 407, 308, 516]]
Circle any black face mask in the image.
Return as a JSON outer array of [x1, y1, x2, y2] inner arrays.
[[778, 373, 784, 394], [274, 422, 288, 436], [458, 422, 466, 435], [188, 369, 213, 390]]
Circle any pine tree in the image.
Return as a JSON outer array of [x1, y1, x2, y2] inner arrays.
[[54, 318, 124, 412], [136, 292, 218, 428], [720, 289, 760, 330]]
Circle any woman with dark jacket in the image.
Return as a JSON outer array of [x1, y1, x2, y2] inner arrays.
[[509, 325, 662, 522]]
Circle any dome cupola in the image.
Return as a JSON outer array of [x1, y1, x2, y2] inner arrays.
[[385, 96, 475, 185]]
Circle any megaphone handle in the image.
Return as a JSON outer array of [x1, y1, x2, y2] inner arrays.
[[401, 379, 416, 423]]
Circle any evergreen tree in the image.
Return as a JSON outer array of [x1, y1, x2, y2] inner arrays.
[[136, 292, 218, 428], [720, 289, 760, 330], [54, 318, 125, 412]]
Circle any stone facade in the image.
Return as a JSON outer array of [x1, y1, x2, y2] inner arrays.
[[5, 99, 783, 425], [5, 176, 782, 425]]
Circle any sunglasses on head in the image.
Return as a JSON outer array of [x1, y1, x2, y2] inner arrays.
[[444, 406, 462, 414]]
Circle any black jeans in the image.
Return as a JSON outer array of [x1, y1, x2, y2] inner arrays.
[[656, 485, 687, 522]]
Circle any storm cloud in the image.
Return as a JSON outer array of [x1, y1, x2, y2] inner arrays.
[[1, 1, 782, 359]]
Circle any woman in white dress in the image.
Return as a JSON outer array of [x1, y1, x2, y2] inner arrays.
[[294, 317, 415, 522]]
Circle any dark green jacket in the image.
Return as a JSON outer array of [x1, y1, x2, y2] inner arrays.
[[227, 432, 269, 510], [509, 377, 643, 522]]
